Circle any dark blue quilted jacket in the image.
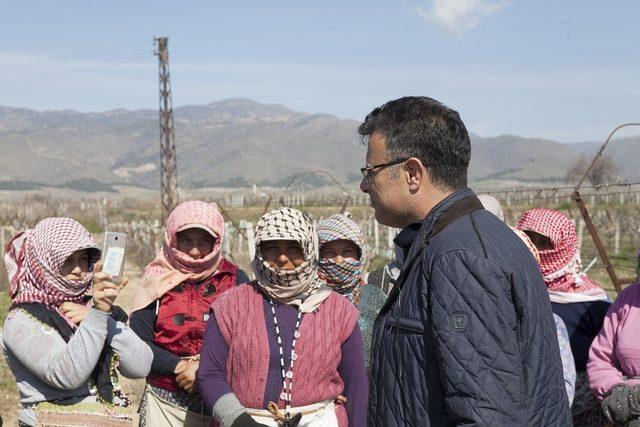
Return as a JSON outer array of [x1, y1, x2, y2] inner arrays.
[[368, 188, 572, 426]]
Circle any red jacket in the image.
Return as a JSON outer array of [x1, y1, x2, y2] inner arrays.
[[148, 258, 238, 391]]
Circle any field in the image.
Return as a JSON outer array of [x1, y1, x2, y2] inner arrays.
[[0, 191, 638, 424]]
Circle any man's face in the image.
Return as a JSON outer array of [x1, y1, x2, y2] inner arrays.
[[360, 132, 409, 227]]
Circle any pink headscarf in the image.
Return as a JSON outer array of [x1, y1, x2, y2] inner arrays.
[[132, 200, 225, 312], [4, 217, 100, 306]]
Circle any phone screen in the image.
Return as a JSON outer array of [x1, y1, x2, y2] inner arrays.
[[102, 246, 125, 277], [101, 232, 127, 284]]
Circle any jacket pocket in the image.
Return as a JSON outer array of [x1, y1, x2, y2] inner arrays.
[[386, 316, 425, 334]]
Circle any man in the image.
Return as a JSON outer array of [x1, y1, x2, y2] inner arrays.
[[360, 96, 571, 426]]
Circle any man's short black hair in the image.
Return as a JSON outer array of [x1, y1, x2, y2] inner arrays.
[[358, 96, 471, 191]]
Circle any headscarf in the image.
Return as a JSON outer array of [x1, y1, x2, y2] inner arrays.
[[516, 208, 608, 303], [133, 200, 224, 312], [317, 214, 366, 302], [251, 207, 330, 313], [4, 217, 100, 306], [478, 194, 505, 222]]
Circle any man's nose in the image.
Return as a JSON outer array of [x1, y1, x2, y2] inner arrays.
[[360, 177, 369, 193]]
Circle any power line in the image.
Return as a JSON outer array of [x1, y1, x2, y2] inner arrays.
[[0, 51, 152, 89], [0, 37, 152, 76]]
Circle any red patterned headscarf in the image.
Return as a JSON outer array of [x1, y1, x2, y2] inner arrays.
[[4, 217, 100, 306], [133, 200, 225, 312], [516, 208, 607, 300]]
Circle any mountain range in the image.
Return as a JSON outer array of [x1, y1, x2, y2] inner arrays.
[[0, 98, 637, 191]]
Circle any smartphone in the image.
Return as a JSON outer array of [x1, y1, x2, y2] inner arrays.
[[101, 231, 127, 285]]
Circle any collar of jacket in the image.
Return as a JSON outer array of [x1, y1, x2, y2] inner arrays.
[[394, 222, 421, 261], [400, 187, 481, 277]]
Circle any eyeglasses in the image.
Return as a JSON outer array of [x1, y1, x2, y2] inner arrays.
[[360, 158, 409, 178]]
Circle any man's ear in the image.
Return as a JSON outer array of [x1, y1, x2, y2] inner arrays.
[[405, 157, 425, 192]]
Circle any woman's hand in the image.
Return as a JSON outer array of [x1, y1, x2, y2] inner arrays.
[[92, 262, 128, 313], [174, 359, 189, 374], [59, 302, 91, 325], [175, 360, 199, 393]]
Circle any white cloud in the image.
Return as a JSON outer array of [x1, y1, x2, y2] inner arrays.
[[417, 0, 510, 34]]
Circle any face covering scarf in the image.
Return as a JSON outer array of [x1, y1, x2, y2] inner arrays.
[[251, 207, 330, 313], [317, 214, 366, 302], [5, 217, 100, 307], [132, 200, 224, 312], [516, 208, 609, 303]]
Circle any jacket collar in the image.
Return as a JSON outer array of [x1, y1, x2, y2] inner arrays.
[[402, 187, 475, 262], [394, 222, 421, 262]]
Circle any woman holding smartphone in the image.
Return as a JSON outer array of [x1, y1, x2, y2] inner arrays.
[[1, 217, 152, 427], [130, 200, 248, 427]]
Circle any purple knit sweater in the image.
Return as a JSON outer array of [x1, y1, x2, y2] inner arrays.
[[198, 293, 368, 426]]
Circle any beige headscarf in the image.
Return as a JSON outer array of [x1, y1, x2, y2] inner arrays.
[[251, 207, 331, 313]]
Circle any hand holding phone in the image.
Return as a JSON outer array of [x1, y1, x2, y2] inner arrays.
[[92, 261, 128, 312]]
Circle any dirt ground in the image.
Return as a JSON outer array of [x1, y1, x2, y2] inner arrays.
[[0, 266, 146, 426]]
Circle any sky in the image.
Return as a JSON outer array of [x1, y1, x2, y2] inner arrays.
[[1, 0, 639, 142]]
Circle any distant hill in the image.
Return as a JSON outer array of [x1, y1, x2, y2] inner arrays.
[[469, 134, 581, 182], [0, 98, 637, 191]]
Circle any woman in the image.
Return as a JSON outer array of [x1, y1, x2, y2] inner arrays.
[[588, 282, 640, 426], [516, 208, 610, 425], [317, 214, 384, 373], [317, 214, 366, 304], [198, 207, 367, 426], [130, 200, 247, 426], [2, 217, 152, 427]]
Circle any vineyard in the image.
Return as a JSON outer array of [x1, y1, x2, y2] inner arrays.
[[0, 183, 638, 294]]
